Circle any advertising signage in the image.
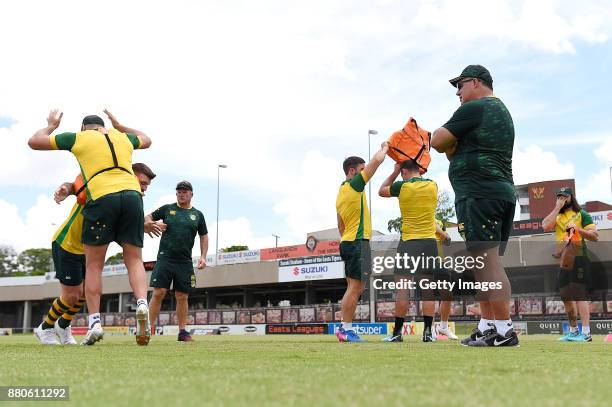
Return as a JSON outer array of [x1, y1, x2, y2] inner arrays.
[[278, 255, 344, 282]]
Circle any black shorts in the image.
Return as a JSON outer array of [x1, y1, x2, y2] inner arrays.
[[456, 198, 515, 255], [82, 190, 144, 247], [52, 241, 85, 286], [558, 256, 592, 290], [150, 257, 196, 293], [339, 240, 371, 281], [394, 238, 446, 276]]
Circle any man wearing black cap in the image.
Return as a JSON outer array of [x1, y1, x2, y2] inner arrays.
[[28, 109, 153, 346], [431, 65, 519, 347], [542, 187, 599, 342], [146, 181, 209, 342]]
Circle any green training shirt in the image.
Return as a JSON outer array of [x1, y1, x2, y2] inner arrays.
[[151, 203, 208, 263], [443, 96, 516, 204]]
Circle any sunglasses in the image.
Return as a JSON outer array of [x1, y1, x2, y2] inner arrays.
[[456, 78, 475, 90]]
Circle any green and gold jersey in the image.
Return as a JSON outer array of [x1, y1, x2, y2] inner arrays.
[[152, 203, 208, 263], [51, 129, 141, 201], [52, 202, 84, 255], [554, 209, 595, 257], [390, 177, 437, 241], [443, 96, 516, 204], [336, 171, 371, 241]]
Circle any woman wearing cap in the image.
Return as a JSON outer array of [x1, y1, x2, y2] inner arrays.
[[542, 187, 599, 342]]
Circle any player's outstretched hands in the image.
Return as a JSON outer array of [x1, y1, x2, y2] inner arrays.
[[47, 109, 63, 130], [103, 109, 122, 130], [54, 183, 73, 204], [196, 256, 206, 270], [145, 220, 167, 238]]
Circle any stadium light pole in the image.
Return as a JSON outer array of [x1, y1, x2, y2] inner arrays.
[[609, 166, 612, 197], [367, 130, 378, 222], [367, 129, 377, 324], [272, 234, 280, 248], [216, 164, 228, 260]]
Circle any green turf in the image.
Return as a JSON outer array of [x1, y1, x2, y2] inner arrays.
[[1, 334, 610, 407]]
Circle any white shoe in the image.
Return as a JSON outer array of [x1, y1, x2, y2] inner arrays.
[[135, 303, 151, 346], [81, 323, 104, 346], [55, 320, 77, 345], [34, 323, 60, 345], [437, 325, 458, 340]]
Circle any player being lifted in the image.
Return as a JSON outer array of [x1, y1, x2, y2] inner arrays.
[[28, 110, 153, 346], [335, 142, 389, 343], [33, 163, 160, 345]]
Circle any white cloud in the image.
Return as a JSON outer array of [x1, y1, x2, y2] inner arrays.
[[593, 138, 612, 165], [0, 195, 72, 252], [512, 145, 574, 185]]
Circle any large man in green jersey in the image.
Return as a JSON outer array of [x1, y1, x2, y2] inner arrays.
[[146, 181, 208, 342], [431, 65, 519, 347]]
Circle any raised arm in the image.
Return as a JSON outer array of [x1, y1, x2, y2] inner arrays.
[[28, 110, 63, 150], [362, 141, 389, 181], [378, 163, 400, 198], [104, 109, 151, 149], [542, 197, 565, 232]]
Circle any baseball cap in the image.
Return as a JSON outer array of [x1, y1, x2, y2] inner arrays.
[[82, 115, 105, 127], [556, 187, 573, 197], [449, 65, 493, 88], [176, 181, 193, 191]]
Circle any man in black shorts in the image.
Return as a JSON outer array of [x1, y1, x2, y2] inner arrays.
[[146, 181, 209, 342], [432, 65, 519, 347], [379, 161, 451, 342]]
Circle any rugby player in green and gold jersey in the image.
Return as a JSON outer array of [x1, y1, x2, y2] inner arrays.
[[28, 110, 153, 346], [378, 160, 453, 342], [431, 65, 519, 347], [146, 181, 209, 342], [335, 141, 389, 343], [34, 163, 159, 345]]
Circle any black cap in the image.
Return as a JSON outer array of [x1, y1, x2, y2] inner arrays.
[[82, 115, 105, 127], [176, 181, 193, 191], [556, 187, 573, 197], [449, 65, 493, 88]]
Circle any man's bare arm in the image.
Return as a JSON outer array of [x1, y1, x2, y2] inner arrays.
[[379, 163, 400, 198], [104, 109, 151, 149], [362, 142, 389, 181], [431, 127, 457, 154], [28, 110, 63, 150]]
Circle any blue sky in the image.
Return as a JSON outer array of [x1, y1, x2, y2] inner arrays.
[[0, 0, 611, 259]]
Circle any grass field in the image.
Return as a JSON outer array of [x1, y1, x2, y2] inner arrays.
[[1, 334, 610, 407]]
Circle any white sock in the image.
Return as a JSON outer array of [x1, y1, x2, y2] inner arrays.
[[478, 318, 494, 333], [440, 321, 448, 330], [495, 319, 513, 336], [342, 322, 353, 331], [570, 325, 579, 333], [582, 325, 590, 335], [137, 298, 148, 307], [88, 313, 101, 329]]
